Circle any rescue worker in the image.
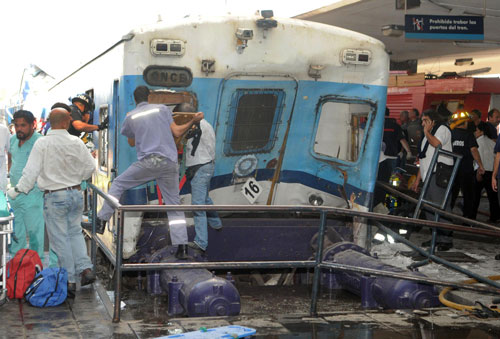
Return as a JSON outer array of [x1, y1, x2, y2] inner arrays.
[[8, 108, 97, 296], [95, 86, 203, 259], [68, 93, 108, 137], [449, 111, 485, 220], [174, 103, 222, 254], [7, 110, 57, 265]]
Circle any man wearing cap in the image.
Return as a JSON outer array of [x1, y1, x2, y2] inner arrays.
[[7, 110, 57, 265], [68, 93, 108, 137], [7, 108, 97, 295], [95, 86, 203, 259]]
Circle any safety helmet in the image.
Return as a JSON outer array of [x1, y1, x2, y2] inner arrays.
[[449, 110, 471, 130], [389, 173, 401, 187], [71, 94, 94, 113]]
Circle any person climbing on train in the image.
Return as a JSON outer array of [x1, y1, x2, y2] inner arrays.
[[68, 93, 108, 137], [7, 110, 58, 265], [7, 108, 96, 296], [174, 103, 222, 255], [94, 86, 203, 259]]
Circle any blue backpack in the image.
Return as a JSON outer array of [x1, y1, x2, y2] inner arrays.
[[24, 267, 68, 307]]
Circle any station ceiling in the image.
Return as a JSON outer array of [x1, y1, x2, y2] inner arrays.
[[295, 0, 500, 62]]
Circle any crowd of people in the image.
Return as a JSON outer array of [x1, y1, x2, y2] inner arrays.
[[0, 85, 219, 297], [380, 105, 500, 251]]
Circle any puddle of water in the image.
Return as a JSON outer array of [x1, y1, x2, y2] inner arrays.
[[252, 321, 499, 338]]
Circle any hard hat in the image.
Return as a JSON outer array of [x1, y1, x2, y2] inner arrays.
[[389, 173, 401, 187], [71, 94, 94, 113], [449, 110, 470, 130]]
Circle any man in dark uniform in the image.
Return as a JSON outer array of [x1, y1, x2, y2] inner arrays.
[[374, 107, 411, 207], [68, 94, 108, 137], [450, 111, 485, 219]]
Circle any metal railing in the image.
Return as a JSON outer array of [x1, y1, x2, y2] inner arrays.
[[86, 183, 500, 323]]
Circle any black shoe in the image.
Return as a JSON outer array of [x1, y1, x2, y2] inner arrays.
[[175, 245, 189, 259], [80, 268, 96, 286], [421, 239, 432, 247], [82, 217, 106, 234], [67, 283, 76, 299], [436, 243, 453, 252], [95, 217, 106, 234], [188, 241, 206, 254]]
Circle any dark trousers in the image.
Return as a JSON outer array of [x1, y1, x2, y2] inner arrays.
[[373, 158, 397, 207], [451, 171, 475, 219], [472, 171, 500, 222]]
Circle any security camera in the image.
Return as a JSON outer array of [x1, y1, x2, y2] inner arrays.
[[235, 28, 254, 40]]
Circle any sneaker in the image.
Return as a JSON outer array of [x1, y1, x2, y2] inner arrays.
[[188, 241, 206, 253], [80, 268, 96, 286]]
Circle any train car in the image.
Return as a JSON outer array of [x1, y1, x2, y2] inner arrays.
[[45, 12, 389, 256]]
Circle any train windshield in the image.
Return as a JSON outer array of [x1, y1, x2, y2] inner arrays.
[[313, 101, 371, 163], [225, 89, 285, 155]]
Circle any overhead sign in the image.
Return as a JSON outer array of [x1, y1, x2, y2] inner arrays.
[[143, 66, 193, 87], [405, 15, 484, 41]]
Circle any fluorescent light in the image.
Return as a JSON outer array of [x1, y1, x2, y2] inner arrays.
[[374, 233, 386, 241], [381, 24, 405, 37]]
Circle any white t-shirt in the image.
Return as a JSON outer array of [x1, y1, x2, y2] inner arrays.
[[0, 124, 10, 191], [420, 125, 453, 180], [185, 119, 216, 167], [475, 135, 495, 172]]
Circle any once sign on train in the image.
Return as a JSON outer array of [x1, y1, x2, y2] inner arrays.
[[143, 66, 193, 87]]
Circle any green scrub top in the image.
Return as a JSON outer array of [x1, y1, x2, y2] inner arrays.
[[9, 132, 43, 186]]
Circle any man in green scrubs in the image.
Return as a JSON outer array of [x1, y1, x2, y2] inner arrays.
[[8, 110, 57, 265]]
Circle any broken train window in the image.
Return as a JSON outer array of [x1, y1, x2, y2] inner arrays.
[[313, 101, 371, 162]]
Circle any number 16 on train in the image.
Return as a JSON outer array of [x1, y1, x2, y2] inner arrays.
[[241, 178, 262, 204]]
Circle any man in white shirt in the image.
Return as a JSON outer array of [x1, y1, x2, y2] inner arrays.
[[472, 124, 499, 222], [175, 103, 222, 254], [0, 123, 9, 191], [410, 109, 454, 251], [7, 109, 96, 295]]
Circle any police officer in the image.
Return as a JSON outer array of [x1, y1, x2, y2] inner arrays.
[[68, 94, 108, 137]]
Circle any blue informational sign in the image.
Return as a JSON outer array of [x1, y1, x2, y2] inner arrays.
[[405, 15, 484, 40]]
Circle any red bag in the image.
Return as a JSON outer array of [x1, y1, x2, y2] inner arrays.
[[6, 249, 43, 299]]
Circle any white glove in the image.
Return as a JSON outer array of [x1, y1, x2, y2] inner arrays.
[[406, 152, 412, 160], [7, 187, 19, 200]]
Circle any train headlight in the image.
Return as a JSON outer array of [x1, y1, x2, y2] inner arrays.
[[308, 194, 324, 206]]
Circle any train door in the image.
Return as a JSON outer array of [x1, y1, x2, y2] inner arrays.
[[214, 75, 298, 205]]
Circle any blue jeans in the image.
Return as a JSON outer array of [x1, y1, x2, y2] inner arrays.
[[44, 189, 92, 283], [190, 162, 221, 250]]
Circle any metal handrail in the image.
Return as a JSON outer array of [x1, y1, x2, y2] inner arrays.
[[86, 183, 500, 322]]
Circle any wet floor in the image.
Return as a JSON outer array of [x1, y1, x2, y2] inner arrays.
[[3, 280, 500, 338]]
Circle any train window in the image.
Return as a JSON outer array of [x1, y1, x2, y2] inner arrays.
[[225, 89, 285, 154], [98, 105, 109, 172], [313, 101, 371, 162]]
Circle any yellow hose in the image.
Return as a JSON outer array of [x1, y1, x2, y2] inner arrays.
[[439, 275, 500, 313]]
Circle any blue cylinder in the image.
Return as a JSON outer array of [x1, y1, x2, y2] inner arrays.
[[323, 242, 440, 309], [161, 268, 241, 317], [148, 246, 241, 317]]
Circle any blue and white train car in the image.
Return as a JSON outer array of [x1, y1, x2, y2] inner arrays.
[[46, 13, 389, 255]]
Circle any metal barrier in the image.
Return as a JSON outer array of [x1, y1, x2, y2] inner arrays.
[[86, 183, 500, 322]]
